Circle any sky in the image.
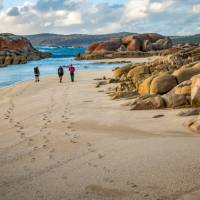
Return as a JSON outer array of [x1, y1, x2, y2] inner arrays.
[[0, 0, 199, 36]]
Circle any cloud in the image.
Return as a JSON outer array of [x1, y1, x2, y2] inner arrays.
[[54, 11, 82, 26], [192, 4, 200, 13], [0, 0, 199, 35], [123, 0, 149, 22], [149, 0, 175, 12]]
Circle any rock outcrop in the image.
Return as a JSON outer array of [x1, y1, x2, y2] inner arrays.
[[191, 74, 200, 107], [0, 33, 51, 67], [77, 33, 172, 60], [97, 44, 200, 111], [94, 43, 200, 134], [131, 95, 166, 110]]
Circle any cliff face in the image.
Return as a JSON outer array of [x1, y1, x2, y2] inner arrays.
[[0, 33, 51, 67], [77, 33, 173, 60]]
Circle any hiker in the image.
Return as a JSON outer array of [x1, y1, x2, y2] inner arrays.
[[69, 64, 75, 82], [58, 66, 64, 83], [34, 66, 40, 82]]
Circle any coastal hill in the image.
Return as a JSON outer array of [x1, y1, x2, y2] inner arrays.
[[25, 32, 135, 47], [25, 32, 200, 47], [0, 33, 51, 67], [171, 34, 200, 44]]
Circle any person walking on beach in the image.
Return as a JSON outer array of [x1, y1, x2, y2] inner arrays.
[[69, 64, 75, 82], [34, 66, 40, 82], [58, 66, 64, 83]]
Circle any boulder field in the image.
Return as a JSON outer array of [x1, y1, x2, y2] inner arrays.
[[77, 33, 172, 60], [96, 43, 200, 133], [0, 33, 51, 67]]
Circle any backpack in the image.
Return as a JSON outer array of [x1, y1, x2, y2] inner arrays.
[[34, 67, 39, 75], [58, 67, 64, 75]]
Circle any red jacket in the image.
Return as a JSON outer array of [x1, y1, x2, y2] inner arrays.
[[69, 66, 75, 73]]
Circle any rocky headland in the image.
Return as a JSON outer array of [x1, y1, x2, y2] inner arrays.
[[0, 33, 51, 67], [76, 33, 173, 60], [95, 43, 200, 133]]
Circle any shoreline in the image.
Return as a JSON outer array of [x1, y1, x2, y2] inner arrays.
[[0, 67, 113, 90], [91, 56, 158, 64], [0, 56, 158, 89]]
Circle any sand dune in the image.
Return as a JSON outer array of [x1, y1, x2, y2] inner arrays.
[[0, 70, 200, 200]]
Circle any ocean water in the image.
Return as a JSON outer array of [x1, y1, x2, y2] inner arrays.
[[0, 47, 118, 88]]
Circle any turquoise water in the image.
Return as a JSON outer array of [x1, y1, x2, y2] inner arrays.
[[0, 47, 117, 88]]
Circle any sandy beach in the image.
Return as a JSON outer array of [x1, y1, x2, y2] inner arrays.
[[1, 69, 200, 200]]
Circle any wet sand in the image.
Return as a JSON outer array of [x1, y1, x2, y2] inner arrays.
[[0, 69, 200, 200], [92, 56, 158, 64]]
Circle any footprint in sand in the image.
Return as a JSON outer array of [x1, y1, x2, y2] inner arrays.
[[103, 167, 111, 173], [126, 181, 137, 189], [62, 175, 68, 180], [4, 115, 9, 120], [35, 191, 44, 199], [31, 157, 36, 163], [88, 162, 97, 168], [20, 132, 25, 136], [98, 154, 105, 159], [23, 165, 29, 171], [33, 146, 38, 151], [103, 177, 114, 183], [67, 126, 72, 129], [88, 148, 96, 153], [70, 139, 78, 144], [42, 144, 48, 149], [20, 134, 26, 139], [49, 149, 55, 153], [73, 134, 79, 139], [44, 139, 49, 143], [87, 142, 92, 147], [65, 132, 70, 136]]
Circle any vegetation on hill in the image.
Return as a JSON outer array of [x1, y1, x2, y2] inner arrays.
[[171, 34, 200, 44], [25, 32, 135, 47]]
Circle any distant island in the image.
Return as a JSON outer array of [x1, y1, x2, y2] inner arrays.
[[25, 32, 200, 48]]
